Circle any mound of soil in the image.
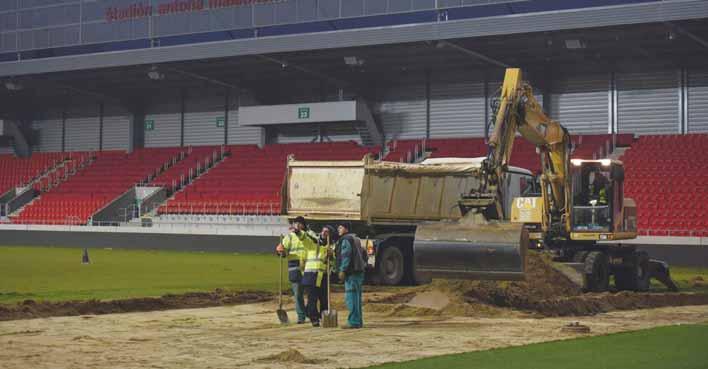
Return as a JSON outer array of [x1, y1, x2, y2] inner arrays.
[[258, 349, 324, 364], [461, 253, 708, 316], [0, 290, 271, 321], [371, 252, 708, 317], [691, 276, 705, 288]]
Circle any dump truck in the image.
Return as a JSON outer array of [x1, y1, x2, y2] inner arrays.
[[283, 68, 676, 292], [282, 155, 536, 285]]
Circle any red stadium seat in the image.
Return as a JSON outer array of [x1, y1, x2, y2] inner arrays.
[[621, 133, 708, 237], [159, 142, 380, 216]]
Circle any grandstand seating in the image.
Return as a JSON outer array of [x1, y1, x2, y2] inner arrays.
[[387, 134, 615, 173], [384, 140, 424, 162], [621, 134, 708, 237], [12, 148, 184, 225], [0, 152, 68, 195], [150, 145, 223, 190], [158, 142, 379, 216]]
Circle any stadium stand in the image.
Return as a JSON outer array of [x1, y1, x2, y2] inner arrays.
[[622, 134, 708, 237], [384, 140, 424, 162], [387, 134, 617, 173], [158, 142, 380, 216], [12, 148, 185, 225], [149, 145, 224, 191], [0, 152, 68, 195]]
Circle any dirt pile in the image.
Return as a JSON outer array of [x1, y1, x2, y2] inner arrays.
[[257, 349, 324, 364], [691, 276, 705, 288], [0, 290, 271, 321], [371, 252, 708, 317], [460, 253, 708, 316]]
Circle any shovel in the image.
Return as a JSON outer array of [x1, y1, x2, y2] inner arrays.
[[322, 238, 338, 328], [276, 237, 289, 324]]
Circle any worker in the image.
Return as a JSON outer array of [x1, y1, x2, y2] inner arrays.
[[301, 225, 335, 327], [587, 179, 608, 206], [276, 216, 318, 324], [595, 174, 609, 205], [335, 222, 366, 329]]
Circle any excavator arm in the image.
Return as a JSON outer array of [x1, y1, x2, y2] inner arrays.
[[414, 68, 570, 281], [484, 68, 572, 237]]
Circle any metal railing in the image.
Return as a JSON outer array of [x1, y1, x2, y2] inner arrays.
[[158, 201, 281, 217], [637, 229, 707, 237], [9, 216, 88, 226]]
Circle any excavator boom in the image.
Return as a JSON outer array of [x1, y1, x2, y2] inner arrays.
[[414, 68, 571, 281]]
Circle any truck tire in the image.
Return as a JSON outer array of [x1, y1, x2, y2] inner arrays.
[[584, 251, 610, 292], [377, 246, 405, 286], [616, 251, 651, 292]]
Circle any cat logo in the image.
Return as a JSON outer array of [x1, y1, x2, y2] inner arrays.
[[515, 197, 538, 210], [511, 197, 543, 223]]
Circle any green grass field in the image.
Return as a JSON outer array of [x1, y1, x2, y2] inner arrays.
[[0, 246, 280, 304], [654, 266, 708, 293], [367, 324, 708, 369], [1, 246, 707, 305]]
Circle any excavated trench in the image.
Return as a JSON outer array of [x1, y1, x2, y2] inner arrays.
[[369, 252, 708, 317], [0, 290, 272, 321]]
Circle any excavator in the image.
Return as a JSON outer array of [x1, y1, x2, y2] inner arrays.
[[414, 68, 677, 292], [282, 68, 676, 292]]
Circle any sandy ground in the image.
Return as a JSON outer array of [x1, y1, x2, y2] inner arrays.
[[1, 294, 708, 369]]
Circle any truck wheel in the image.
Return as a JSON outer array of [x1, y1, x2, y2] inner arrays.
[[584, 251, 610, 292], [377, 246, 405, 286], [615, 251, 651, 292]]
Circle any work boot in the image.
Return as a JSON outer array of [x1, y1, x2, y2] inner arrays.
[[311, 321, 320, 327], [297, 319, 306, 324]]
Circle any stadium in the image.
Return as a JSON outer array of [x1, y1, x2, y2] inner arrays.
[[0, 1, 707, 368]]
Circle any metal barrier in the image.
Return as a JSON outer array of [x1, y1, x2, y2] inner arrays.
[[157, 201, 281, 217], [637, 229, 707, 237], [9, 216, 88, 226]]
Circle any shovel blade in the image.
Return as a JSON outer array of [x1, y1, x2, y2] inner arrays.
[[277, 309, 289, 324], [321, 310, 338, 328]]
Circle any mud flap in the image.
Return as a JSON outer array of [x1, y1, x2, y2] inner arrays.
[[413, 217, 527, 281], [649, 259, 679, 292]]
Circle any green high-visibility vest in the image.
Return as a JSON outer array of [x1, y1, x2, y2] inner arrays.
[[282, 230, 316, 262]]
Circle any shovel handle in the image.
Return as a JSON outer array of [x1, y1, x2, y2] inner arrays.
[[278, 235, 284, 309], [326, 236, 331, 309]]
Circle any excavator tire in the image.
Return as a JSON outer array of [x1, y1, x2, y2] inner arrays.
[[615, 251, 651, 292], [583, 251, 610, 292]]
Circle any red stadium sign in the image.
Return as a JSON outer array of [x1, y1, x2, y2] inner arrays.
[[105, 0, 288, 23]]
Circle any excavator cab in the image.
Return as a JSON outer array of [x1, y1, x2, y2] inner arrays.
[[569, 159, 633, 239]]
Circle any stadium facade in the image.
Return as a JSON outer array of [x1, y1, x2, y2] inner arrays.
[[0, 0, 706, 155]]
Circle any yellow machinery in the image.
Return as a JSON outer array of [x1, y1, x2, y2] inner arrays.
[[283, 68, 675, 291], [415, 68, 676, 292]]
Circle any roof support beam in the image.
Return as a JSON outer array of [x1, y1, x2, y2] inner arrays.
[[166, 66, 241, 90], [434, 41, 509, 68], [665, 22, 708, 50], [255, 55, 351, 89]]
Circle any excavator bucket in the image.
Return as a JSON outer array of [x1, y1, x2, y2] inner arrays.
[[414, 215, 528, 281]]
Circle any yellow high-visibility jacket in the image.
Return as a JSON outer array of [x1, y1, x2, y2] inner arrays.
[[302, 242, 333, 287], [282, 229, 317, 262]]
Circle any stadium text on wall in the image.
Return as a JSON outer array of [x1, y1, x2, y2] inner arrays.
[[105, 0, 288, 23]]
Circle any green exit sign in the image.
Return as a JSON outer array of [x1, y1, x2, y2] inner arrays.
[[144, 120, 155, 131], [216, 117, 225, 128], [298, 107, 310, 119]]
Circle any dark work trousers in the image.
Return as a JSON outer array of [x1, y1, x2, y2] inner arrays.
[[305, 277, 329, 323]]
